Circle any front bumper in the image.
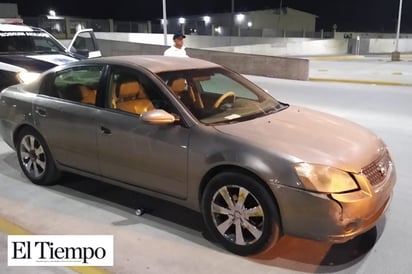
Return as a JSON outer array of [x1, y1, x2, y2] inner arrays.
[[272, 161, 396, 243]]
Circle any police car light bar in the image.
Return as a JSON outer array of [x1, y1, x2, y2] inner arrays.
[[0, 18, 24, 24]]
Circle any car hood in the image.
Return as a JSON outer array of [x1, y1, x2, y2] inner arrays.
[[0, 53, 78, 72], [214, 105, 385, 172]]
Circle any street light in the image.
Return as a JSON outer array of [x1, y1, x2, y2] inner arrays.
[[203, 16, 212, 35], [178, 17, 186, 24], [236, 13, 244, 36], [230, 0, 235, 36], [392, 0, 403, 61], [162, 0, 167, 46], [46, 9, 64, 20], [203, 16, 211, 25], [178, 17, 186, 34], [277, 0, 283, 34]]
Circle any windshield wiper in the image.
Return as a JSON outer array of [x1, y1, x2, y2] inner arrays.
[[263, 102, 289, 114]]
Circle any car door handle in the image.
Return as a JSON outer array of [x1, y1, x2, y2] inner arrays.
[[35, 107, 47, 117], [100, 126, 111, 135]]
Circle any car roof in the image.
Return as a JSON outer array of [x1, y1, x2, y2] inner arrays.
[[82, 55, 222, 73], [0, 24, 38, 32]]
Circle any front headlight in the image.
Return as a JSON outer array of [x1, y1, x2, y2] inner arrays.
[[16, 71, 41, 84], [294, 163, 359, 193]]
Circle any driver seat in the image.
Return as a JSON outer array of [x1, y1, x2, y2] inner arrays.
[[169, 78, 199, 109]]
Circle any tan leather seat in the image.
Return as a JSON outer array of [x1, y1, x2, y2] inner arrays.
[[116, 81, 154, 114], [79, 85, 97, 105]]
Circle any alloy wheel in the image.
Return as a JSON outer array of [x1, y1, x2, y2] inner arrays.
[[19, 134, 47, 179], [211, 185, 264, 245]]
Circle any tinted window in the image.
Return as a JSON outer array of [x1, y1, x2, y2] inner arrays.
[[0, 31, 66, 53], [50, 66, 103, 105]]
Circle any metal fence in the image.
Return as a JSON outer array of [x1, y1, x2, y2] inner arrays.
[[22, 16, 339, 39]]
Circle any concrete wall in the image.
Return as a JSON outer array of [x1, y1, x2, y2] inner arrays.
[[94, 32, 309, 48], [94, 38, 309, 80], [93, 33, 350, 56], [207, 39, 349, 56], [369, 39, 412, 53], [82, 32, 412, 58]]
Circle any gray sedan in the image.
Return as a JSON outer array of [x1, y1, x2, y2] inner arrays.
[[0, 56, 396, 255]]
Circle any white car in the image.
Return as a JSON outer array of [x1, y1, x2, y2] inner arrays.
[[0, 23, 101, 90]]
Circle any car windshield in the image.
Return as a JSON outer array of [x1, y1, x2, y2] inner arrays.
[[0, 31, 66, 54], [158, 68, 288, 125]]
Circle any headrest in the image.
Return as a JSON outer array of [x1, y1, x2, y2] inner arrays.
[[79, 85, 96, 104], [118, 81, 141, 98], [169, 78, 186, 94]]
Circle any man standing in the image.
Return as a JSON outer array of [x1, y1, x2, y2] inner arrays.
[[163, 32, 188, 57]]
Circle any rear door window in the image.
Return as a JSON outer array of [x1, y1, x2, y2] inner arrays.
[[48, 65, 104, 105]]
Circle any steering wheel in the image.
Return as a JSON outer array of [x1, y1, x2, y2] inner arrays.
[[213, 91, 236, 109]]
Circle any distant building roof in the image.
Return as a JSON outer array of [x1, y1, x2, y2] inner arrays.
[[0, 3, 19, 18]]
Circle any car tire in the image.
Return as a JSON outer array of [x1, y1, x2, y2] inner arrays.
[[201, 172, 281, 256], [16, 128, 60, 185]]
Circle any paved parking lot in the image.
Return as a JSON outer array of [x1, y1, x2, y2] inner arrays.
[[309, 54, 412, 86], [1, 56, 412, 273]]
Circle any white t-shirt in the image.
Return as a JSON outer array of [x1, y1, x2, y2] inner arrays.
[[163, 46, 188, 57]]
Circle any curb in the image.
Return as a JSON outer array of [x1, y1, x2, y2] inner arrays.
[[0, 216, 112, 274], [308, 55, 365, 61], [309, 77, 412, 86]]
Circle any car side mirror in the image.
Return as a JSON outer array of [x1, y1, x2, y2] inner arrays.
[[74, 48, 90, 57], [67, 28, 101, 59], [141, 109, 179, 125]]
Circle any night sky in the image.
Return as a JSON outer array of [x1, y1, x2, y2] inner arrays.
[[7, 0, 412, 32]]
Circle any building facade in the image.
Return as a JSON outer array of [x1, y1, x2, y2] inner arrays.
[[161, 7, 318, 37]]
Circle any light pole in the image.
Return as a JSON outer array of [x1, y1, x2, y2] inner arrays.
[[162, 0, 167, 45], [178, 17, 186, 35], [392, 0, 403, 61], [277, 0, 283, 35], [236, 13, 244, 36], [203, 16, 211, 35], [230, 0, 235, 36]]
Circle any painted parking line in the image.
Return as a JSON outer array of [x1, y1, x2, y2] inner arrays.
[[0, 216, 112, 274], [308, 55, 365, 61], [309, 77, 412, 86], [308, 54, 412, 61], [0, 217, 31, 235]]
